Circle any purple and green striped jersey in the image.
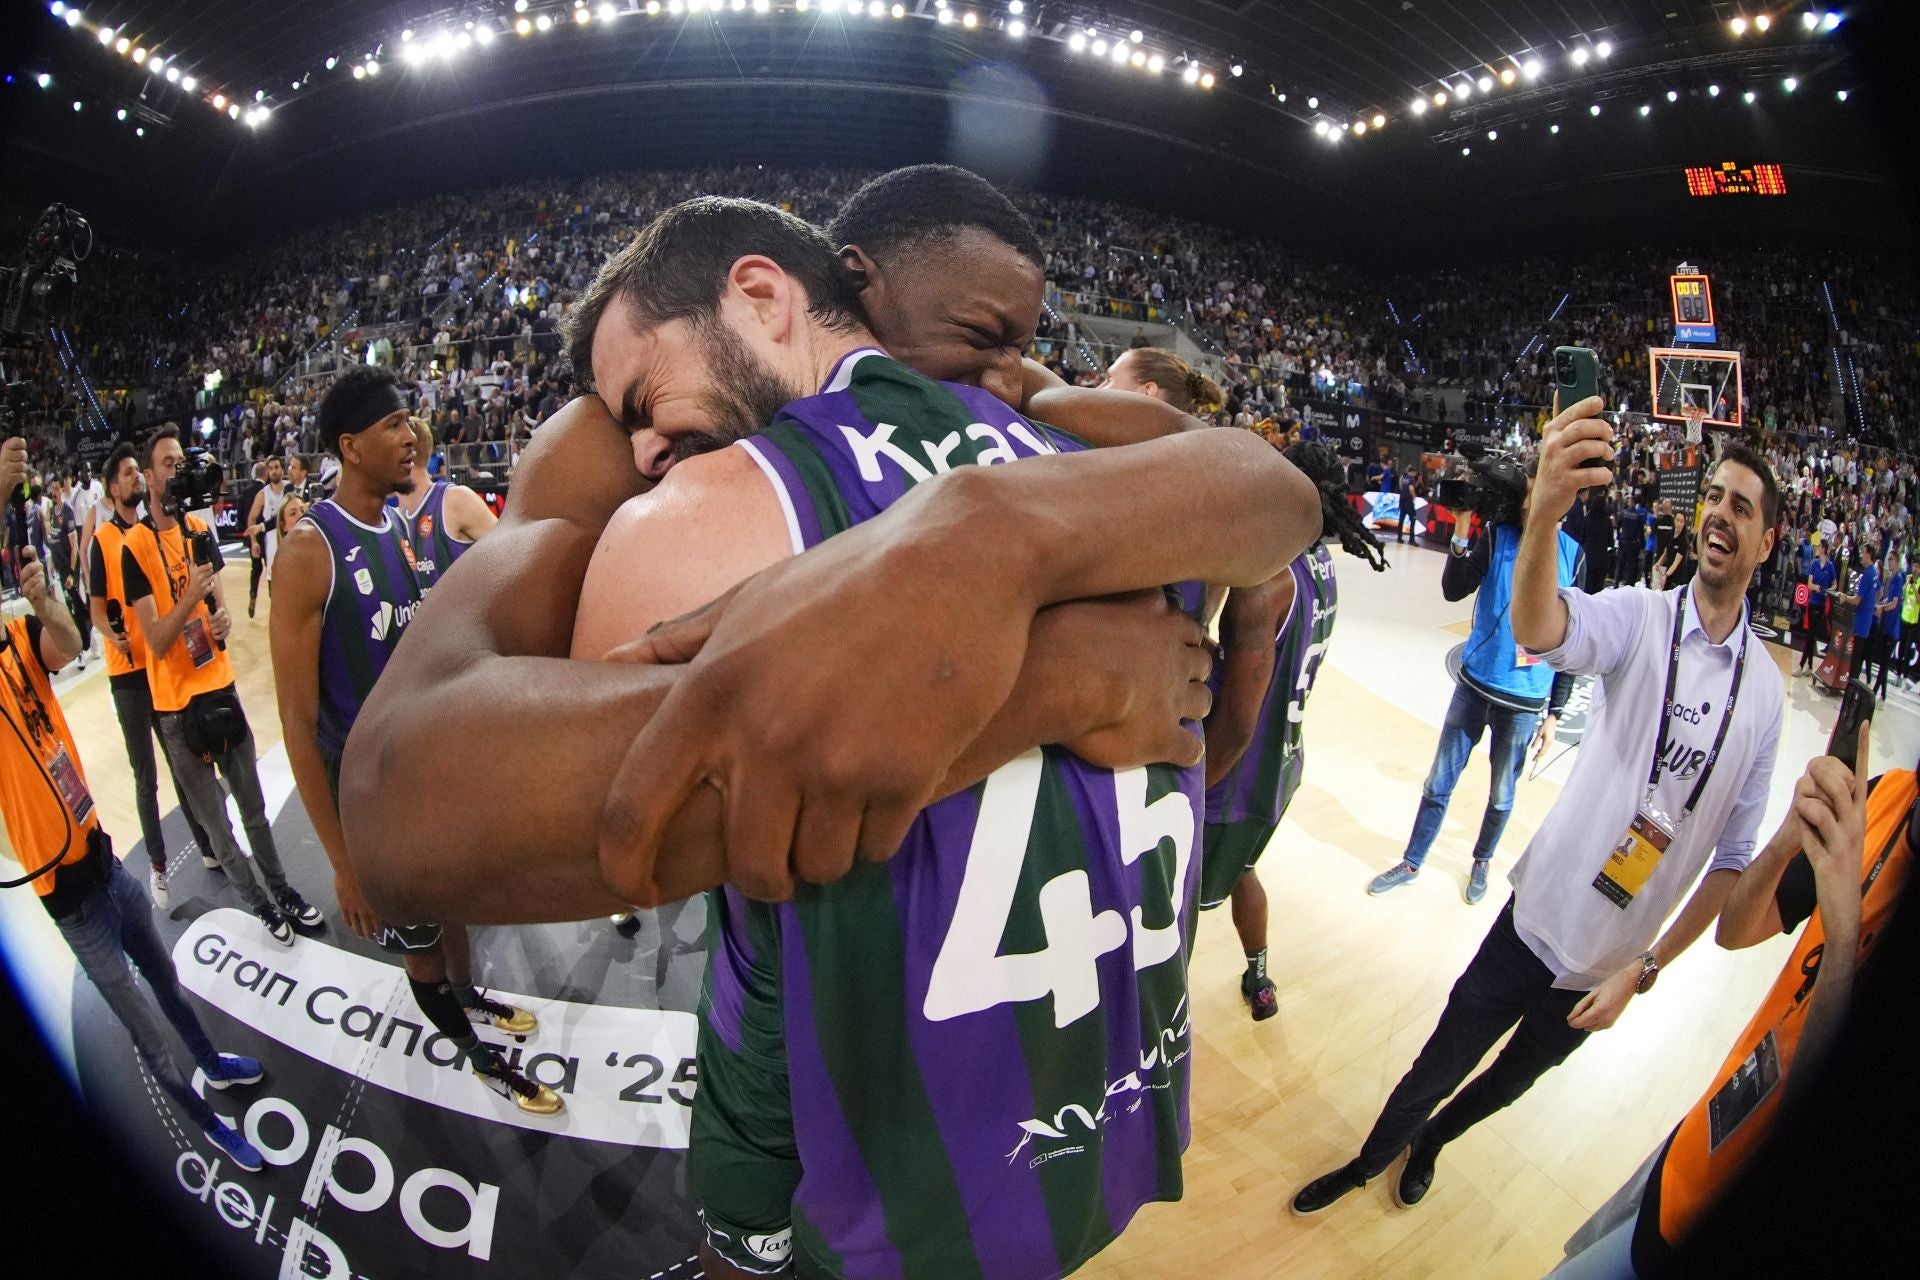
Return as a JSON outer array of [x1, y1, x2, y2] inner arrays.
[[302, 501, 423, 757], [397, 480, 471, 592], [1204, 543, 1339, 829], [711, 349, 1204, 1280]]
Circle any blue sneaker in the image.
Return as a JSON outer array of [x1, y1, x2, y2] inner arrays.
[[203, 1053, 264, 1090], [205, 1119, 264, 1172], [1368, 861, 1420, 896]]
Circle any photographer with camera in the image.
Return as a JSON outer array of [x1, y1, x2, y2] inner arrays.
[[2, 434, 269, 1172], [119, 425, 324, 945], [1368, 452, 1584, 905]]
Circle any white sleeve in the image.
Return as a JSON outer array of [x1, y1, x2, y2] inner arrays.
[[1539, 586, 1653, 678]]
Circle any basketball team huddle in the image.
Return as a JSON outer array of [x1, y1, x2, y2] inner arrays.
[[299, 166, 1603, 1279]]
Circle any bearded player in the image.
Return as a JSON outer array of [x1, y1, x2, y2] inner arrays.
[[566, 198, 1316, 1280], [270, 366, 558, 1116], [1199, 442, 1388, 1019]]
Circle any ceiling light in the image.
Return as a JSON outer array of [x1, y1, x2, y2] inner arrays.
[[476, 25, 495, 43], [1731, 17, 1748, 36], [1755, 14, 1772, 31], [516, 0, 528, 10], [1667, 89, 1678, 102], [1784, 77, 1798, 91], [1487, 128, 1497, 139], [115, 36, 130, 54], [1091, 37, 1106, 54], [1524, 57, 1543, 80], [403, 43, 425, 64], [35, 72, 51, 88], [150, 55, 165, 71], [963, 11, 977, 27], [1130, 30, 1143, 43], [402, 28, 414, 41], [573, 4, 592, 21], [65, 7, 82, 26], [1455, 81, 1472, 99], [1639, 103, 1651, 115], [1109, 39, 1127, 61], [1182, 62, 1199, 83], [1069, 33, 1085, 51], [181, 75, 196, 90], [1432, 90, 1447, 106], [599, 2, 619, 16], [1476, 75, 1493, 91], [536, 13, 553, 29], [132, 46, 146, 63], [365, 58, 380, 75], [1836, 88, 1849, 101], [1499, 67, 1516, 85], [648, 0, 662, 11], [516, 16, 532, 33], [1803, 10, 1820, 28], [1200, 71, 1214, 88], [1353, 120, 1367, 135], [136, 126, 143, 135], [1550, 122, 1560, 133], [325, 56, 338, 69], [1231, 63, 1244, 77], [50, 0, 63, 12], [164, 65, 180, 82], [1571, 47, 1590, 67], [255, 88, 265, 100], [1590, 102, 1601, 115], [353, 64, 366, 78], [1008, 0, 1022, 10], [72, 99, 82, 111], [1461, 146, 1470, 155], [891, 3, 906, 16], [1130, 50, 1146, 67], [936, 4, 951, 18], [1313, 120, 1329, 137], [1009, 19, 1026, 37], [1709, 83, 1720, 95], [1822, 12, 1841, 30], [211, 92, 226, 108], [1147, 54, 1164, 72], [1372, 112, 1386, 127], [1596, 40, 1612, 57], [116, 107, 126, 119], [97, 26, 113, 46], [1411, 96, 1428, 114], [1307, 95, 1318, 108], [227, 102, 240, 118], [1744, 89, 1757, 103]]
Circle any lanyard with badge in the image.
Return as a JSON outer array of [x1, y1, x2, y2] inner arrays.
[[149, 517, 218, 668], [1594, 584, 1748, 909], [0, 627, 95, 827]]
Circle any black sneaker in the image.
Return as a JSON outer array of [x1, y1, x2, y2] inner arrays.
[[1241, 975, 1279, 1022], [1395, 1133, 1441, 1208], [254, 905, 294, 947], [276, 887, 327, 935], [1290, 1161, 1368, 1216]]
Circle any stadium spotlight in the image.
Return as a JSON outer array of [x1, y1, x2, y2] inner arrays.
[[181, 74, 196, 89], [211, 92, 226, 108], [578, 6, 594, 25], [255, 88, 265, 100], [1743, 89, 1757, 102], [1454, 80, 1471, 98], [516, 16, 532, 33], [963, 10, 977, 27], [1432, 90, 1447, 106], [1182, 62, 1199, 83], [66, 6, 83, 26], [1009, 18, 1026, 37], [1130, 30, 1143, 43], [136, 126, 143, 135], [1802, 10, 1819, 28], [1313, 120, 1328, 136], [1639, 103, 1651, 115], [1667, 89, 1678, 101], [1147, 53, 1164, 72], [648, 0, 662, 12], [1232, 63, 1244, 76], [1550, 122, 1560, 133], [49, 0, 62, 12], [132, 46, 146, 62], [1306, 95, 1318, 108], [1476, 74, 1492, 91], [352, 63, 366, 78], [1486, 128, 1496, 139], [227, 102, 240, 117], [1709, 83, 1720, 95], [1589, 102, 1601, 114], [72, 99, 81, 111], [1461, 145, 1470, 155], [1822, 12, 1840, 30], [1200, 72, 1214, 88], [1730, 17, 1747, 36], [115, 36, 129, 53], [365, 58, 380, 75], [1784, 76, 1797, 91], [1571, 47, 1590, 67], [1353, 120, 1367, 135], [403, 42, 425, 64], [1130, 50, 1146, 67], [892, 3, 906, 17], [1755, 14, 1771, 32], [150, 55, 165, 71], [600, 2, 618, 19], [36, 72, 51, 88], [1596, 40, 1612, 57], [1069, 32, 1084, 51], [795, 0, 808, 9], [1091, 38, 1105, 53], [536, 13, 554, 29], [476, 25, 495, 43], [116, 106, 125, 119], [1009, 0, 1022, 10], [1524, 57, 1543, 79], [402, 28, 414, 40], [1410, 96, 1427, 113], [1499, 67, 1516, 86], [1372, 112, 1385, 127], [97, 26, 113, 45], [1836, 88, 1848, 100]]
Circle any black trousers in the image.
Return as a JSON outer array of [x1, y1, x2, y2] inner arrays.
[[1355, 898, 1589, 1176], [109, 674, 215, 871]]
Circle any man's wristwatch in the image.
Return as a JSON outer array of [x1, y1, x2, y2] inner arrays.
[[1634, 950, 1661, 994]]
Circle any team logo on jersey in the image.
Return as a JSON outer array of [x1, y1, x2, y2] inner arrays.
[[399, 537, 417, 571], [346, 546, 362, 563], [354, 568, 374, 596], [418, 514, 434, 537], [368, 599, 419, 643], [743, 1232, 792, 1265]]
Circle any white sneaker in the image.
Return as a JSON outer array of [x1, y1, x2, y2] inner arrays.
[[150, 867, 170, 910]]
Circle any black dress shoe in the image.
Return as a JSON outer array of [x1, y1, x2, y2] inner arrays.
[[1290, 1161, 1368, 1216], [1395, 1133, 1441, 1208]]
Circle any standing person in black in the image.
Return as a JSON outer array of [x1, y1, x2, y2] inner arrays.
[[1398, 469, 1420, 544], [1614, 493, 1647, 588], [1575, 487, 1614, 594], [1650, 500, 1677, 585]]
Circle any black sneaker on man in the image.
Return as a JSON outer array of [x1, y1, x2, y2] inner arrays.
[[473, 1055, 564, 1116], [1289, 1161, 1368, 1216], [1394, 1131, 1442, 1208], [254, 905, 294, 947], [276, 887, 327, 935]]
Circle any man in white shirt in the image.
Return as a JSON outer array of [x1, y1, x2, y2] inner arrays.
[[1292, 397, 1784, 1218]]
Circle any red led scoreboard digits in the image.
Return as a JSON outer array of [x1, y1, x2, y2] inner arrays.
[[1685, 162, 1788, 196]]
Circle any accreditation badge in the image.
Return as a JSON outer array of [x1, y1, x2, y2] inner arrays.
[[182, 616, 215, 668], [47, 745, 96, 826], [1594, 801, 1675, 909]]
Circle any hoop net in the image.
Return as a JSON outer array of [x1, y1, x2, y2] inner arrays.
[[1681, 404, 1707, 445]]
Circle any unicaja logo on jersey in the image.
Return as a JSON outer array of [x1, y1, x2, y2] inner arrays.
[[369, 600, 419, 643]]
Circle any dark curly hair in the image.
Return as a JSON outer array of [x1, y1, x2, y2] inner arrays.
[[1285, 440, 1389, 572]]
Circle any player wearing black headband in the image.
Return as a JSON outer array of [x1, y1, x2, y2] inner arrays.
[[270, 366, 560, 1116]]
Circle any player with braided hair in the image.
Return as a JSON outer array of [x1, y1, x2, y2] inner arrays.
[[1201, 439, 1387, 1018]]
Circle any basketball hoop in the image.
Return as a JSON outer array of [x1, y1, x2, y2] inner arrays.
[[1681, 404, 1707, 444]]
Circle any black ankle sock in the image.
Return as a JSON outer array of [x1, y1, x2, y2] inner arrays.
[[1244, 949, 1269, 983]]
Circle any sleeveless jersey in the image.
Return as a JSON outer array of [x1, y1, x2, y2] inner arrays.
[[398, 481, 471, 591], [1204, 542, 1339, 829], [712, 349, 1204, 1280], [301, 501, 423, 757]]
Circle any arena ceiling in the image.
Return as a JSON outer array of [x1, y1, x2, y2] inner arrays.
[[1, 1, 1909, 260]]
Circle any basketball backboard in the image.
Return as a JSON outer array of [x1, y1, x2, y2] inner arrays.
[[1649, 347, 1742, 427]]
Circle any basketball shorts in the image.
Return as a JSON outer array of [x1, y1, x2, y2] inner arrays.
[[1198, 819, 1279, 910], [321, 749, 444, 955]]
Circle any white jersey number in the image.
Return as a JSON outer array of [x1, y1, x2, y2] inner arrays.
[[923, 751, 1193, 1030]]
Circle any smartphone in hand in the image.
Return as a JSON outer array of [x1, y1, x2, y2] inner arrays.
[[1827, 678, 1873, 775]]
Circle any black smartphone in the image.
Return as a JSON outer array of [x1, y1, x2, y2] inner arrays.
[[1827, 678, 1874, 774], [1553, 345, 1611, 477]]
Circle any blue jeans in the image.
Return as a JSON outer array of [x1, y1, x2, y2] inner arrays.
[[53, 853, 219, 1130], [1402, 681, 1541, 869]]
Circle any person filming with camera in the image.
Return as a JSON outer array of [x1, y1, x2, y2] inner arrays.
[[1368, 452, 1583, 905], [120, 425, 325, 945], [1294, 394, 1784, 1221], [1, 434, 270, 1173]]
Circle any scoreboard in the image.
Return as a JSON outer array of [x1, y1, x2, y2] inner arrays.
[[1670, 272, 1717, 345], [1684, 162, 1788, 197]]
